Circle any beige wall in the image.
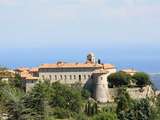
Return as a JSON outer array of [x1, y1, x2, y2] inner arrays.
[[109, 86, 155, 101]]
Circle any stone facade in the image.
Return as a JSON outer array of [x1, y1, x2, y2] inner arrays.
[[15, 53, 156, 103], [109, 86, 155, 102]]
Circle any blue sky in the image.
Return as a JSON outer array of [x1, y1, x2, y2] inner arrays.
[[0, 0, 160, 72]]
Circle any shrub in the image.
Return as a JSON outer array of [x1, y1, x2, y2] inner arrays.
[[132, 72, 151, 87]]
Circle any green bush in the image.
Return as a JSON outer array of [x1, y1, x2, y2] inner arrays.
[[132, 72, 151, 87], [108, 72, 131, 87]]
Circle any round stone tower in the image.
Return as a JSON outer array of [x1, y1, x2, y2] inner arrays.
[[93, 70, 110, 103], [87, 52, 96, 64]]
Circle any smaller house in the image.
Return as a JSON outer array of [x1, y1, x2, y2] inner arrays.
[[15, 67, 39, 92], [121, 68, 137, 76]]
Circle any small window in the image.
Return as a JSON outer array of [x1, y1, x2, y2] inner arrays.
[[84, 75, 86, 79], [49, 75, 52, 80], [79, 75, 81, 80], [55, 75, 57, 80], [60, 75, 63, 80], [79, 75, 82, 82], [64, 75, 67, 80], [74, 75, 76, 79], [70, 75, 72, 80], [101, 77, 103, 80]]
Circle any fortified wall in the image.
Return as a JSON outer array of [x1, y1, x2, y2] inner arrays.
[[108, 86, 155, 102]]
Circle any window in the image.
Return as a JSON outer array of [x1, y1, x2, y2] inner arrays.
[[60, 75, 63, 80], [79, 75, 81, 82], [64, 75, 67, 80], [74, 75, 76, 79], [70, 75, 72, 80], [101, 77, 103, 80], [49, 75, 52, 80], [55, 75, 57, 80], [84, 75, 86, 79]]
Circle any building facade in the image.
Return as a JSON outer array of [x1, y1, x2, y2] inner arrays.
[[38, 53, 116, 103], [15, 53, 155, 103], [39, 53, 116, 87]]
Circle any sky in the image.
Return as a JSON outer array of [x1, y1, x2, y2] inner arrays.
[[0, 0, 160, 72]]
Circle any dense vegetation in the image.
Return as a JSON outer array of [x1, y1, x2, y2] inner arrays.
[[0, 70, 160, 120], [108, 71, 151, 88], [0, 78, 117, 120]]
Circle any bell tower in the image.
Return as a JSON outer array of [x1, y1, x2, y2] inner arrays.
[[87, 52, 96, 64]]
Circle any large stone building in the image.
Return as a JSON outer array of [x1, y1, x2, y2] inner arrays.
[[39, 53, 116, 86], [38, 53, 116, 103], [15, 53, 155, 103]]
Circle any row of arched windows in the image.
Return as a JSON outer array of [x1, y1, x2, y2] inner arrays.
[[42, 74, 91, 81]]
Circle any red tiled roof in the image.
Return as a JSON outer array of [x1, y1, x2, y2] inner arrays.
[[39, 63, 115, 69]]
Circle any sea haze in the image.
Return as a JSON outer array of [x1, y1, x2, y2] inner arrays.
[[150, 74, 160, 90]]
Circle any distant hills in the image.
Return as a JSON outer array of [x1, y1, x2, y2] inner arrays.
[[150, 73, 160, 90]]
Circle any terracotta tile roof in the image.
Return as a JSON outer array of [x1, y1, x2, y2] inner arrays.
[[20, 71, 30, 78], [39, 63, 115, 69], [103, 64, 116, 69], [39, 63, 100, 68], [17, 69, 38, 81], [0, 71, 15, 78], [30, 67, 39, 72], [15, 67, 30, 72]]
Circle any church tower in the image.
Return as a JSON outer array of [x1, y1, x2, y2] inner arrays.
[[86, 52, 96, 64]]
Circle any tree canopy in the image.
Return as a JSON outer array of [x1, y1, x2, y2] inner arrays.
[[108, 71, 131, 87], [132, 72, 151, 87]]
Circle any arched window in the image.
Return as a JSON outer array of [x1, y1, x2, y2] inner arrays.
[[60, 75, 63, 80], [70, 75, 72, 80], [55, 75, 57, 80], [74, 75, 76, 80], [79, 75, 82, 82], [49, 75, 52, 80], [64, 75, 67, 80], [84, 75, 86, 79]]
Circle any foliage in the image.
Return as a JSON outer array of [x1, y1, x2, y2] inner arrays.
[[85, 101, 98, 116], [9, 74, 23, 90], [132, 72, 151, 87], [0, 76, 158, 120], [22, 83, 45, 120], [150, 96, 160, 120], [108, 72, 131, 87], [53, 107, 72, 119], [0, 85, 25, 120], [81, 89, 91, 100], [49, 82, 83, 113], [116, 88, 152, 120], [92, 111, 117, 120]]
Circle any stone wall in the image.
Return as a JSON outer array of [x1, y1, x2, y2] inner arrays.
[[109, 85, 155, 101], [39, 68, 94, 84]]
